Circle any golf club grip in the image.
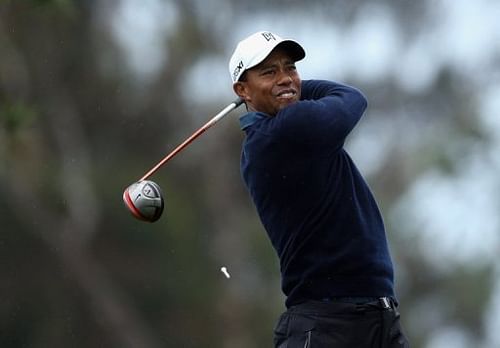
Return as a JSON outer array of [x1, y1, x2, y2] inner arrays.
[[139, 98, 244, 181], [233, 97, 244, 107]]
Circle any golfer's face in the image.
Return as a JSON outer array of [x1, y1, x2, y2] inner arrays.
[[239, 48, 301, 116]]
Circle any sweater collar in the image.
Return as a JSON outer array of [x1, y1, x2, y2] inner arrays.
[[239, 112, 267, 130]]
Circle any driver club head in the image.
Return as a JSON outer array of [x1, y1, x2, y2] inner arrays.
[[123, 180, 164, 222]]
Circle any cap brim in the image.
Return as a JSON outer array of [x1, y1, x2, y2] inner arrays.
[[246, 40, 305, 72], [276, 40, 306, 62]]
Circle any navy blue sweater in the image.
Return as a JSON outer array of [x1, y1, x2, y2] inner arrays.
[[239, 80, 394, 307]]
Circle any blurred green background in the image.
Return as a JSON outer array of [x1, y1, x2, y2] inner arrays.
[[1, 0, 499, 347]]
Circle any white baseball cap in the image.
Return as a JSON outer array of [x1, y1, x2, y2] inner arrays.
[[229, 31, 305, 83]]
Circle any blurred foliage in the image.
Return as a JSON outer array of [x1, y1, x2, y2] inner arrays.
[[0, 0, 497, 347], [0, 100, 36, 134]]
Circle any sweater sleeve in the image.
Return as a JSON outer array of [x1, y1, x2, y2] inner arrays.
[[270, 79, 368, 152]]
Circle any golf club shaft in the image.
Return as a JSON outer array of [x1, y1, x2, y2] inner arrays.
[[139, 97, 244, 181]]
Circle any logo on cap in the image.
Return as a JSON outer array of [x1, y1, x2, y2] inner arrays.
[[232, 60, 244, 81], [261, 32, 276, 42]]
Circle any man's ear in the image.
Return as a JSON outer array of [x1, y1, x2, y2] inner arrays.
[[233, 82, 249, 102]]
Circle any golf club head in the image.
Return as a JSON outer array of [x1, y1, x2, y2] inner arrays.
[[123, 180, 164, 222]]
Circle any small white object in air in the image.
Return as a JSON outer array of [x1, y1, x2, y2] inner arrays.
[[220, 266, 230, 279]]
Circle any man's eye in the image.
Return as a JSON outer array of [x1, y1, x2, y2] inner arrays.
[[262, 69, 274, 75]]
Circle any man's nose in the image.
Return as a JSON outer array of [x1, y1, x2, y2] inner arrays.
[[276, 70, 293, 85]]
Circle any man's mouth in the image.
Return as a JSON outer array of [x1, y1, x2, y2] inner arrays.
[[276, 89, 297, 100]]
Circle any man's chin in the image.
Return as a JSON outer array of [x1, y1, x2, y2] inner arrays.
[[278, 98, 299, 109]]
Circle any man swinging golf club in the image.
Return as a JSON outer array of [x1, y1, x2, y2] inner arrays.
[[230, 31, 409, 347]]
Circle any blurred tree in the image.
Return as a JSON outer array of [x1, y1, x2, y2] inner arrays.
[[1, 1, 165, 347]]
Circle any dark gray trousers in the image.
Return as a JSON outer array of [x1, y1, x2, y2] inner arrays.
[[274, 298, 409, 347]]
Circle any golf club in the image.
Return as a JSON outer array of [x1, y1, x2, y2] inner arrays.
[[123, 97, 244, 222]]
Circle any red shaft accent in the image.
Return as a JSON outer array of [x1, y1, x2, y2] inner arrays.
[[137, 98, 243, 181], [139, 124, 210, 181]]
